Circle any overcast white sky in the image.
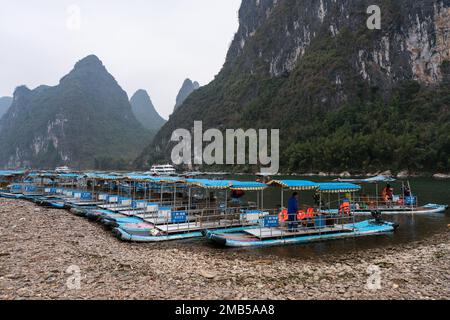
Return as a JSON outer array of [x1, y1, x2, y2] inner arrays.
[[0, 0, 241, 118]]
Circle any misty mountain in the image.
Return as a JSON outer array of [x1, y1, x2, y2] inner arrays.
[[130, 89, 166, 131], [0, 55, 154, 170], [173, 78, 200, 112]]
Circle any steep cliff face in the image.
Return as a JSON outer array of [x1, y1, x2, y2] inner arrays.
[[130, 89, 166, 131], [0, 55, 153, 169], [0, 96, 12, 118], [228, 0, 449, 84], [173, 79, 200, 112], [137, 0, 450, 172]]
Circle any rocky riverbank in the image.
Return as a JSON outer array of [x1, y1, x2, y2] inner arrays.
[[0, 198, 448, 300]]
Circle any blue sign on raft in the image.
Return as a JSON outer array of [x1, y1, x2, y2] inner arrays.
[[264, 215, 279, 228], [81, 192, 92, 200], [132, 200, 147, 209], [405, 196, 417, 206], [171, 211, 187, 223]]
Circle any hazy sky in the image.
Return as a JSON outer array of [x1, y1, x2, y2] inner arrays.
[[0, 0, 241, 118]]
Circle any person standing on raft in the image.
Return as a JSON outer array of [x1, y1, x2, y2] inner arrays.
[[382, 184, 394, 207], [287, 192, 299, 231]]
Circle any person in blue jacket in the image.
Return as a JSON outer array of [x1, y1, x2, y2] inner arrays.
[[287, 192, 299, 230]]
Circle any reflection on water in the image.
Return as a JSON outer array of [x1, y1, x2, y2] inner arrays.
[[205, 176, 450, 259]]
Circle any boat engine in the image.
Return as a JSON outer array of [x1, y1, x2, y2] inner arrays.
[[370, 210, 384, 224]]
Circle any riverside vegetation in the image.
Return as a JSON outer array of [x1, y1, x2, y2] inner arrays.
[[138, 0, 450, 175]]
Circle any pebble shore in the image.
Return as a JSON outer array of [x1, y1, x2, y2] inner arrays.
[[0, 198, 448, 300]]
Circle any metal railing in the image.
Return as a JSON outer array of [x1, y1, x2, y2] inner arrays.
[[255, 211, 359, 240], [127, 206, 273, 235], [347, 195, 418, 210]]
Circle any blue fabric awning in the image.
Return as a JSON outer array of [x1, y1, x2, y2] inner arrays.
[[317, 183, 361, 193], [125, 174, 154, 181], [84, 173, 123, 180], [229, 181, 267, 191], [0, 170, 26, 177], [58, 173, 81, 178], [268, 181, 361, 193], [187, 179, 267, 191], [154, 176, 185, 183], [268, 180, 318, 190], [27, 172, 57, 178], [186, 179, 232, 189], [125, 175, 184, 183]]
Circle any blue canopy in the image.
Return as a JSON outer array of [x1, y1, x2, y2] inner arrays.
[[317, 183, 361, 193], [125, 174, 154, 181], [186, 179, 232, 189], [58, 173, 81, 178], [26, 172, 39, 177], [229, 181, 267, 191], [0, 170, 25, 177], [187, 179, 266, 191], [154, 176, 185, 183], [84, 173, 123, 180], [268, 180, 318, 191], [27, 172, 57, 178], [125, 174, 184, 184]]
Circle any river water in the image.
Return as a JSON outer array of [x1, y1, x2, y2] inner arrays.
[[200, 175, 450, 258]]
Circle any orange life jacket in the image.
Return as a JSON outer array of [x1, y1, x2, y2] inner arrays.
[[339, 202, 351, 215], [297, 210, 306, 220], [279, 209, 288, 222], [306, 208, 315, 218]]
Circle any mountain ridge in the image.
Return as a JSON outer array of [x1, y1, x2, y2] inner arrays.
[[0, 55, 153, 170], [0, 96, 13, 118]]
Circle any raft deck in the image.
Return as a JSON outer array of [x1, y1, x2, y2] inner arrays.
[[67, 201, 104, 206], [98, 205, 134, 212], [155, 220, 246, 234], [244, 225, 354, 239], [143, 215, 201, 226]]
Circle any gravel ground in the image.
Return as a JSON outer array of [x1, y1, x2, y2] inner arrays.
[[0, 198, 449, 300]]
